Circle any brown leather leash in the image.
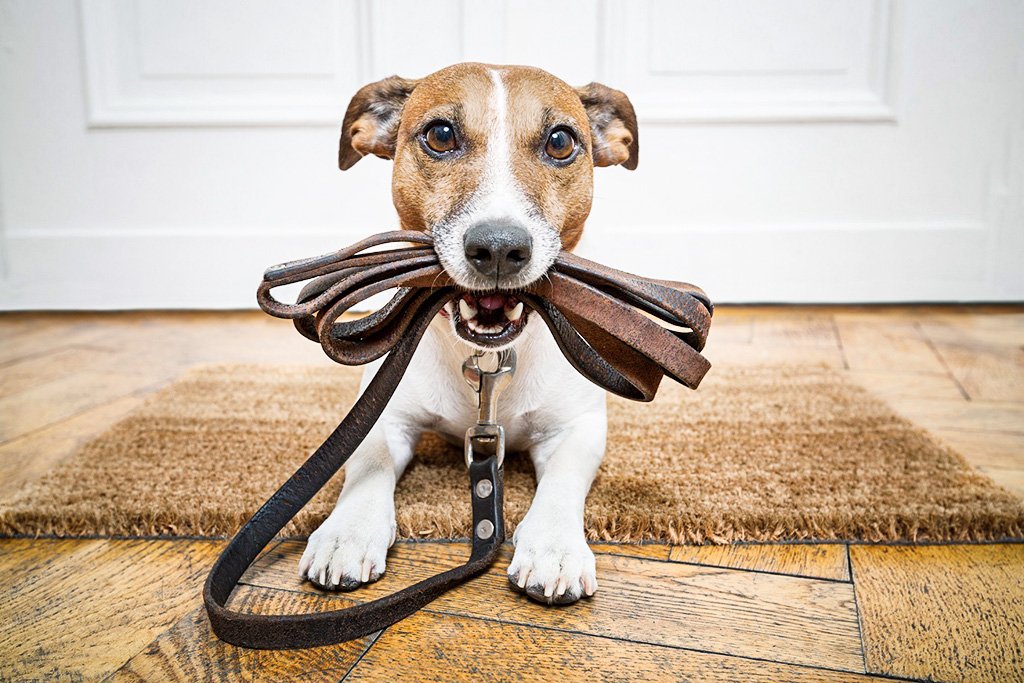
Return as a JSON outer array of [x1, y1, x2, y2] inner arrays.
[[204, 230, 712, 649]]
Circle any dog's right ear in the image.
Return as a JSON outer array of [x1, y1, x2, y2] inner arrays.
[[338, 76, 420, 171]]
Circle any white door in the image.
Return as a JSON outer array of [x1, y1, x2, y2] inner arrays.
[[1, 0, 1021, 308]]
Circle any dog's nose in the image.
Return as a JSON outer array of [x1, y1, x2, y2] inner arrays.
[[463, 221, 533, 279]]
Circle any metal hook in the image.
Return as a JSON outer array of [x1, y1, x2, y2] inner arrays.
[[462, 349, 516, 467]]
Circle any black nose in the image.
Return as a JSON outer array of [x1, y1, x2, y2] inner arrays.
[[463, 221, 533, 279]]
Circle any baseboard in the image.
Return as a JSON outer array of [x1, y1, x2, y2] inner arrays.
[[0, 225, 1018, 310]]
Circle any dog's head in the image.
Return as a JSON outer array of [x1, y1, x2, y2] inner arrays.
[[339, 63, 638, 349]]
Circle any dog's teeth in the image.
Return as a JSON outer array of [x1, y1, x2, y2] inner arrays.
[[459, 299, 477, 320], [505, 302, 524, 322]]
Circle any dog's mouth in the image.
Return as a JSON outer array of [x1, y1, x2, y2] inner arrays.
[[447, 291, 529, 347]]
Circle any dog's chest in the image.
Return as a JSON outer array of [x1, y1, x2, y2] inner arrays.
[[421, 364, 548, 451], [403, 321, 603, 451]]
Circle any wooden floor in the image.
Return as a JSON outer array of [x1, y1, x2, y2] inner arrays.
[[0, 306, 1022, 682]]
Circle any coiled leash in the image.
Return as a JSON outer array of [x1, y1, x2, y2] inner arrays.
[[203, 230, 712, 649]]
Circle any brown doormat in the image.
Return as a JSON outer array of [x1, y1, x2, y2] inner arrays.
[[1, 364, 1021, 543]]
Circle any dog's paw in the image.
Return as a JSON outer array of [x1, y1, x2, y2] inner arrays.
[[507, 516, 597, 605], [298, 511, 396, 591]]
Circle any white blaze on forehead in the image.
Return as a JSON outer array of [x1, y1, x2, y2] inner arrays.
[[489, 69, 508, 162], [479, 68, 524, 215]]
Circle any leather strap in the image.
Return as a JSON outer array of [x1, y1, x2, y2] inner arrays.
[[204, 231, 712, 649]]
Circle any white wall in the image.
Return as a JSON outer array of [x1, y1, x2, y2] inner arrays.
[[1, 0, 1022, 309]]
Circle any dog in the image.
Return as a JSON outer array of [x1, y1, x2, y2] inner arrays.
[[299, 63, 638, 605]]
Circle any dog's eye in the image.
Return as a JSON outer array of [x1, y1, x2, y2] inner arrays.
[[424, 121, 457, 154], [544, 128, 577, 161]]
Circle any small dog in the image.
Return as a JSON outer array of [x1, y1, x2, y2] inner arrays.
[[299, 63, 638, 605]]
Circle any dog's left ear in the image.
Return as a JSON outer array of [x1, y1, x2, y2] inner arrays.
[[339, 76, 420, 170], [575, 82, 639, 170]]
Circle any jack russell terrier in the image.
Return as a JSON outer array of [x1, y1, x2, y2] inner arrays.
[[299, 62, 638, 605]]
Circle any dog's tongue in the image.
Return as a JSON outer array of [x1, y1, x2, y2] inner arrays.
[[477, 293, 505, 311]]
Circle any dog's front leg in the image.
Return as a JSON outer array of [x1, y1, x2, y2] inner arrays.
[[299, 420, 418, 590], [508, 407, 607, 605]]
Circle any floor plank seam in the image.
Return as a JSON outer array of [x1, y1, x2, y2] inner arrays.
[[97, 606, 204, 683], [596, 544, 673, 560], [94, 604, 208, 683], [847, 544, 872, 677], [831, 316, 851, 370], [659, 556, 853, 583], [597, 548, 858, 582], [339, 628, 386, 682], [590, 546, 671, 561], [916, 321, 972, 402]]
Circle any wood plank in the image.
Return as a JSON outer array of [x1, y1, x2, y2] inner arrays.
[[751, 314, 840, 348], [101, 315, 332, 370], [0, 320, 107, 366], [667, 543, 850, 581], [704, 343, 846, 368], [0, 315, 46, 340], [109, 585, 374, 682], [242, 541, 866, 672], [844, 370, 965, 401], [884, 397, 1024, 434], [851, 544, 1024, 683], [923, 311, 1024, 346], [705, 315, 754, 345], [834, 318, 947, 374], [0, 369, 159, 443], [0, 537, 105, 576], [980, 467, 1024, 498], [0, 345, 121, 399], [0, 394, 144, 500], [589, 543, 671, 560], [920, 319, 1024, 402], [347, 610, 886, 683], [0, 539, 222, 682], [933, 344, 1024, 403], [931, 430, 1024, 471]]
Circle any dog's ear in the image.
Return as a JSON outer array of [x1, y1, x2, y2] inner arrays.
[[339, 76, 420, 170], [575, 83, 639, 170]]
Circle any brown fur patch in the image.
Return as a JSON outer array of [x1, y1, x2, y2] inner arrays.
[[391, 64, 494, 232]]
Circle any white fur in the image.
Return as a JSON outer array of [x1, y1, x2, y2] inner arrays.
[[301, 68, 607, 604]]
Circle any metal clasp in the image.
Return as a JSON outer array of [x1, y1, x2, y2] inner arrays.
[[462, 349, 516, 468]]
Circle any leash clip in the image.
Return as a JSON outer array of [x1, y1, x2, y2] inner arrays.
[[462, 349, 516, 468]]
